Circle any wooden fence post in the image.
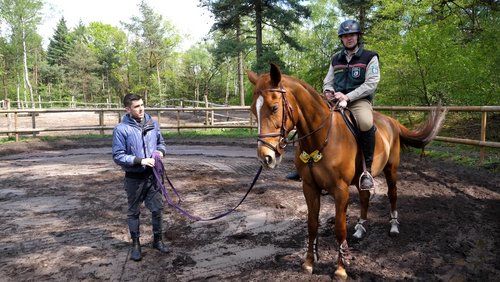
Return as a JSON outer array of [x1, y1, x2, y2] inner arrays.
[[31, 111, 37, 137], [204, 95, 209, 128], [480, 111, 487, 164], [99, 110, 104, 135], [176, 109, 180, 135], [14, 112, 19, 142], [5, 100, 13, 138]]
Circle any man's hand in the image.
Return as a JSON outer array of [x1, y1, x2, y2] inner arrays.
[[334, 92, 349, 102], [155, 151, 164, 158], [323, 90, 335, 101], [141, 158, 155, 167]]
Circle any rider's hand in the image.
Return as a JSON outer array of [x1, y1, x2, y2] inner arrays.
[[334, 92, 350, 102], [155, 151, 164, 158], [141, 157, 155, 167], [323, 90, 335, 101]]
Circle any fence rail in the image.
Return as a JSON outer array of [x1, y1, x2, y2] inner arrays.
[[1, 105, 499, 162]]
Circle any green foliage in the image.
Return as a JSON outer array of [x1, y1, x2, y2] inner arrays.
[[0, 0, 498, 110], [46, 17, 70, 66]]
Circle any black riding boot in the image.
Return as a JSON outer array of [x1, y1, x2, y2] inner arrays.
[[286, 171, 301, 181], [153, 233, 171, 253], [130, 237, 142, 261], [360, 126, 376, 190]]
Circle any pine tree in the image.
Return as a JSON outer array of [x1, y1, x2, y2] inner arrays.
[[46, 17, 71, 66]]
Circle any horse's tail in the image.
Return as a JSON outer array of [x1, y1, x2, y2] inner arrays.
[[397, 105, 447, 149]]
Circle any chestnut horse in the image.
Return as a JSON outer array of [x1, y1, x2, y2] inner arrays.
[[247, 64, 445, 279]]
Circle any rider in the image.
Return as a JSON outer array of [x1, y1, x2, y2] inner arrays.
[[286, 19, 380, 189], [323, 19, 380, 190]]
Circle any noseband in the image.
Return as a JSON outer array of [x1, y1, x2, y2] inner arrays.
[[257, 83, 294, 156]]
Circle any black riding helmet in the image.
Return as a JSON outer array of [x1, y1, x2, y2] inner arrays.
[[338, 19, 362, 36]]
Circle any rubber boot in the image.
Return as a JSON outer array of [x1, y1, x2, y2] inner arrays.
[[130, 237, 142, 261], [286, 171, 301, 181], [153, 233, 170, 253], [360, 126, 376, 190]]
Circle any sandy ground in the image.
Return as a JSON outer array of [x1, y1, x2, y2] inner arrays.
[[0, 136, 499, 281]]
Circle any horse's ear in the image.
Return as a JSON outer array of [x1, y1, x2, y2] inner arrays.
[[269, 63, 281, 86], [246, 70, 258, 85]]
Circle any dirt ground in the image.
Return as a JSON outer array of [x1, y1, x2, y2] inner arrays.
[[0, 136, 499, 281]]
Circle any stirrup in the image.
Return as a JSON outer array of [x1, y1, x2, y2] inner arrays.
[[359, 171, 374, 191]]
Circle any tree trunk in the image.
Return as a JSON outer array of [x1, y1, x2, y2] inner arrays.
[[414, 49, 430, 106], [2, 56, 8, 101], [156, 59, 162, 106], [237, 25, 245, 106], [22, 27, 34, 108], [254, 0, 263, 62]]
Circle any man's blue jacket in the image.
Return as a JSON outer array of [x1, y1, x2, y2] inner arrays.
[[112, 113, 167, 173]]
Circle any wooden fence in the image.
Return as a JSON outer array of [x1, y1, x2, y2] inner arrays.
[[0, 105, 499, 163]]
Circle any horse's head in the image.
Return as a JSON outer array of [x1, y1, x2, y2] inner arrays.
[[247, 63, 297, 169]]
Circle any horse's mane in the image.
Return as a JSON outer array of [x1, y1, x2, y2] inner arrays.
[[282, 74, 321, 97]]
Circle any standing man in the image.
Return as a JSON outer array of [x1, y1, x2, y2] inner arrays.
[[112, 93, 170, 261], [323, 19, 380, 190]]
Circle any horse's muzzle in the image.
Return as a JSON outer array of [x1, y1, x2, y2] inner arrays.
[[257, 143, 283, 169]]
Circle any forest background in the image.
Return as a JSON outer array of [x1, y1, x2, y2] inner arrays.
[[0, 0, 498, 109]]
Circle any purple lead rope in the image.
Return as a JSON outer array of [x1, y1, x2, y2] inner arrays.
[[152, 152, 263, 221]]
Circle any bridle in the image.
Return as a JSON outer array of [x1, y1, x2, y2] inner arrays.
[[257, 83, 332, 157], [257, 83, 294, 157]]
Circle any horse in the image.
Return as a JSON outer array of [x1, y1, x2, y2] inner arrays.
[[247, 63, 445, 280]]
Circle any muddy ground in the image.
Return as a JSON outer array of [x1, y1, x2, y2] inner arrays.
[[0, 136, 499, 281]]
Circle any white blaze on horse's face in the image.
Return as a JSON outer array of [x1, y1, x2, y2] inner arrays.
[[256, 94, 282, 169], [256, 95, 264, 135]]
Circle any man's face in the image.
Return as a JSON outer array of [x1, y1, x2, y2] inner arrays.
[[126, 99, 145, 120], [341, 33, 358, 50]]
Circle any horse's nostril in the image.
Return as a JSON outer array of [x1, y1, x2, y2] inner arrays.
[[265, 156, 272, 165]]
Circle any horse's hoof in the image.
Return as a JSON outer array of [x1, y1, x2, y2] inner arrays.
[[353, 221, 367, 239], [353, 229, 365, 239], [334, 269, 348, 281], [302, 263, 313, 274], [390, 229, 400, 237], [390, 225, 400, 237]]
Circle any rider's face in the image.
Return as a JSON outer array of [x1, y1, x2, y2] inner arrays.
[[341, 33, 358, 50]]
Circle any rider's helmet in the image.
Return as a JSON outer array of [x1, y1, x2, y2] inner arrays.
[[337, 19, 362, 36]]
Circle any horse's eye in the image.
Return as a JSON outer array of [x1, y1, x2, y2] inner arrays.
[[271, 105, 279, 114]]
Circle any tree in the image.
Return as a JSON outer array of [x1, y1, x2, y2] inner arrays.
[[337, 0, 374, 31], [201, 0, 250, 105], [0, 0, 43, 108], [87, 22, 127, 103], [123, 1, 181, 105], [201, 0, 311, 73], [46, 17, 70, 66], [63, 42, 100, 103]]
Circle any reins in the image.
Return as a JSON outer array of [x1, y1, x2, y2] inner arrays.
[[152, 152, 263, 221]]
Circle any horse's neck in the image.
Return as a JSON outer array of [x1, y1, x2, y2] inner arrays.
[[294, 96, 331, 149]]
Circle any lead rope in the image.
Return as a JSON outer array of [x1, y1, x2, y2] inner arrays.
[[152, 152, 263, 221]]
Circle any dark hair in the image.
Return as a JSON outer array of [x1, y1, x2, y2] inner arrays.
[[123, 93, 142, 107]]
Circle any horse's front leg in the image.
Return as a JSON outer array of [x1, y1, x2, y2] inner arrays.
[[301, 182, 321, 274], [353, 189, 370, 239], [333, 183, 350, 280]]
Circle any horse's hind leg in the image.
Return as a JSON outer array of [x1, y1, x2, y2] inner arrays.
[[384, 163, 400, 236], [301, 183, 321, 274]]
